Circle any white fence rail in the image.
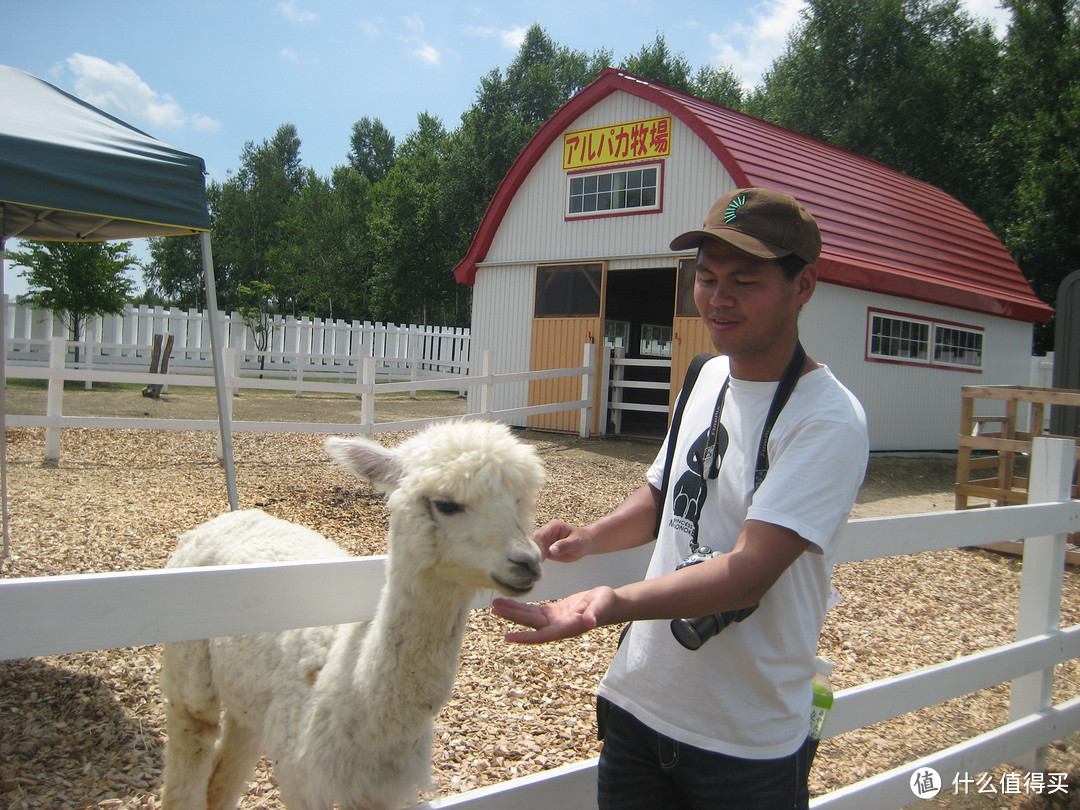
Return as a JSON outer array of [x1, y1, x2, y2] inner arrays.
[[6, 339, 599, 460], [4, 300, 471, 381], [1, 438, 1077, 808], [598, 347, 671, 436]]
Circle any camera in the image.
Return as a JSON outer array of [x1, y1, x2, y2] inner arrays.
[[671, 545, 758, 650], [676, 545, 718, 570]]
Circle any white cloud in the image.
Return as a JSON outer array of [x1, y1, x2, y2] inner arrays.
[[278, 0, 319, 23], [65, 53, 220, 133], [403, 13, 425, 36], [961, 0, 1012, 36], [464, 24, 527, 50], [706, 0, 808, 89], [280, 46, 300, 63], [413, 44, 442, 65], [400, 14, 444, 66], [192, 114, 222, 133]]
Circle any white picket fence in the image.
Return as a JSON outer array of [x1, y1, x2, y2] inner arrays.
[[1, 437, 1077, 808], [5, 338, 598, 465], [4, 301, 471, 381]]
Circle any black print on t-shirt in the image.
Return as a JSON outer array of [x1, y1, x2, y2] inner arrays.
[[670, 426, 726, 545]]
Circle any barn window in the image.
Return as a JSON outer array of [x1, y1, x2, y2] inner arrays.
[[534, 263, 603, 317], [867, 310, 983, 370], [934, 324, 984, 368], [566, 162, 662, 218]]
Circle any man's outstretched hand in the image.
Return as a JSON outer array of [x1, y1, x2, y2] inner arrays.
[[492, 586, 617, 644]]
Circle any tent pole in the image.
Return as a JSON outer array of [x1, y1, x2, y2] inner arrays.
[[200, 231, 238, 510], [0, 241, 9, 562]]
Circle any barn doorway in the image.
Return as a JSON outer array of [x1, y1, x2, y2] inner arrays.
[[604, 267, 676, 438]]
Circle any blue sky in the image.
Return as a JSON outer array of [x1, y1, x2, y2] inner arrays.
[[4, 0, 1011, 294]]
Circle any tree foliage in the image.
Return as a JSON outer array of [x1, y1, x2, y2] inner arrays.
[[747, 0, 1002, 208], [9, 240, 135, 344], [140, 11, 1079, 348], [142, 234, 205, 310]]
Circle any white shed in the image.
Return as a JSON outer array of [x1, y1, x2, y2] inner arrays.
[[452, 69, 1053, 451]]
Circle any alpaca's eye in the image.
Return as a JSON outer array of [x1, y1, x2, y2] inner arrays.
[[432, 499, 464, 516]]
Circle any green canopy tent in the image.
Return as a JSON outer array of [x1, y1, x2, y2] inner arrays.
[[0, 64, 238, 560]]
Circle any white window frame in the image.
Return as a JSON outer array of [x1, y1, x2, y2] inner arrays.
[[867, 309, 984, 371], [565, 161, 662, 219]]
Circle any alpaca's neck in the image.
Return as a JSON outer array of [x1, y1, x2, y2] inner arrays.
[[311, 545, 474, 741]]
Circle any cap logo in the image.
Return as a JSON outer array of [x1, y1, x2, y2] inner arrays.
[[724, 194, 747, 224]]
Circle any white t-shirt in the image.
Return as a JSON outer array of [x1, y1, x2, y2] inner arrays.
[[597, 355, 869, 759]]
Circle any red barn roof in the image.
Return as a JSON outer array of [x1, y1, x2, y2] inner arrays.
[[453, 68, 1052, 323]]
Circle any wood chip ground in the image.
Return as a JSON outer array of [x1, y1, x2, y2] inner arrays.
[[1, 387, 1078, 809]]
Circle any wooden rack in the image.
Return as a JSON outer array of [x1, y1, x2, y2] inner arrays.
[[955, 384, 1080, 553]]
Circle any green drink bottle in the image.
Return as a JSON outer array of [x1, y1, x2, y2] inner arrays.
[[809, 657, 834, 740]]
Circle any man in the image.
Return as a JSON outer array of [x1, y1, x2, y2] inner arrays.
[[493, 187, 869, 809]]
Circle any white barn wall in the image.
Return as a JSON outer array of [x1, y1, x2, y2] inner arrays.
[[802, 283, 1036, 451], [467, 263, 535, 424], [483, 93, 730, 266]]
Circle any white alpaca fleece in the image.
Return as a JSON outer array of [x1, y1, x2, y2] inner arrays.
[[160, 420, 545, 810]]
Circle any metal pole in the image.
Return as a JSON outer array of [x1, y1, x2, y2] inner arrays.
[[200, 231, 238, 510], [1, 243, 9, 561]]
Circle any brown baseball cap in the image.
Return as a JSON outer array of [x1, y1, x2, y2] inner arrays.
[[670, 187, 821, 265]]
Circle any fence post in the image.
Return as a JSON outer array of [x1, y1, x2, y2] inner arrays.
[[479, 350, 494, 416], [580, 341, 595, 439], [294, 319, 307, 398], [83, 317, 95, 391], [597, 346, 611, 437], [360, 356, 375, 427], [45, 336, 66, 461], [1008, 436, 1076, 772], [409, 331, 419, 400]]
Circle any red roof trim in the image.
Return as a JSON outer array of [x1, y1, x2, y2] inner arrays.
[[452, 69, 1052, 324]]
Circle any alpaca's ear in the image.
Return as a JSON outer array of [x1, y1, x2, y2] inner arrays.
[[324, 437, 404, 491]]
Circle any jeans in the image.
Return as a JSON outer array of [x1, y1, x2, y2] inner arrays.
[[597, 704, 817, 810]]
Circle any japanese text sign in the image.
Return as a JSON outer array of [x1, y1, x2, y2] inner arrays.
[[563, 116, 673, 170]]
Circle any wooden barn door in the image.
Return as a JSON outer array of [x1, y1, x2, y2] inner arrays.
[[669, 257, 713, 415], [528, 263, 605, 434]]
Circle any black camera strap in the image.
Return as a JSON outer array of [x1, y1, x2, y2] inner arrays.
[[655, 341, 807, 544]]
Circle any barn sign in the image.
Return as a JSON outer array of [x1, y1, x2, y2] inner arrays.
[[562, 115, 672, 170]]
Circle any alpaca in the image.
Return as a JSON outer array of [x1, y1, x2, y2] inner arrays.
[[159, 420, 545, 810]]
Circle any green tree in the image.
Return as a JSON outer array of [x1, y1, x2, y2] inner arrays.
[[747, 0, 1001, 208], [618, 33, 695, 93], [270, 167, 366, 321], [990, 0, 1080, 349], [442, 25, 608, 264], [142, 234, 205, 310], [348, 117, 396, 184], [691, 64, 746, 109], [208, 124, 304, 309], [329, 164, 379, 322], [237, 280, 277, 375], [9, 240, 136, 358], [370, 113, 467, 325]]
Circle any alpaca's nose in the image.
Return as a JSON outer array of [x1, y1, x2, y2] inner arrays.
[[508, 549, 542, 582]]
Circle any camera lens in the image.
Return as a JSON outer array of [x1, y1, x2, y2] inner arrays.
[[670, 615, 721, 650]]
